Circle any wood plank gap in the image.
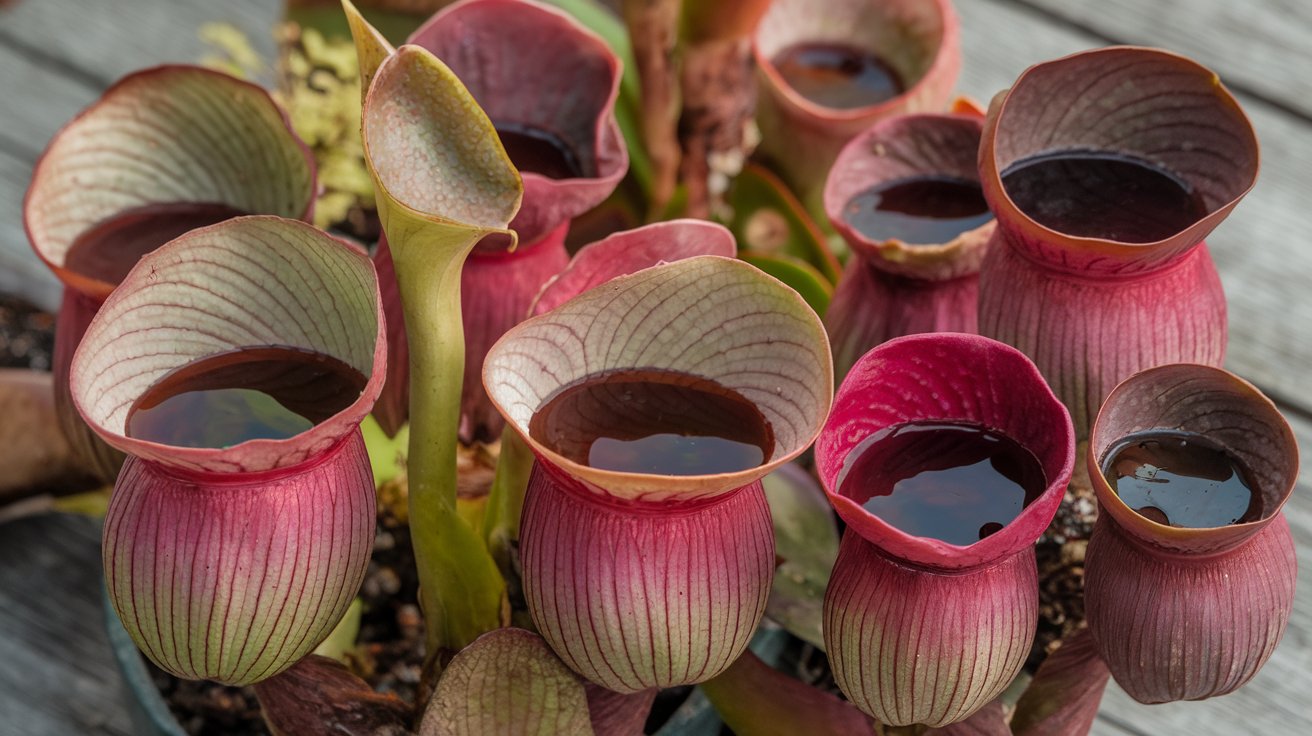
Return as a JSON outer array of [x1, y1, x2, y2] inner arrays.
[[0, 131, 41, 162], [1271, 392, 1312, 425], [1004, 0, 1312, 124], [0, 27, 114, 92], [1095, 710, 1152, 736]]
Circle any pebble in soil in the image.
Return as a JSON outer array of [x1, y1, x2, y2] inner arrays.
[[1030, 441, 1097, 669], [0, 295, 55, 371]]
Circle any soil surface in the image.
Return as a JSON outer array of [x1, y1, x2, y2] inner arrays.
[[0, 295, 55, 371]]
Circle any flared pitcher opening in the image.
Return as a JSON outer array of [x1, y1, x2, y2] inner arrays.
[[70, 216, 385, 474], [1089, 363, 1298, 555], [816, 332, 1075, 570], [981, 47, 1259, 272]]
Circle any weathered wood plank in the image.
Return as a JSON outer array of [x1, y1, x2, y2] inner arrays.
[[0, 0, 281, 312], [1089, 713, 1142, 736], [0, 43, 100, 162], [1016, 0, 1312, 119], [0, 0, 280, 89], [0, 41, 101, 310], [953, 0, 1312, 416], [0, 513, 134, 736], [0, 146, 61, 311]]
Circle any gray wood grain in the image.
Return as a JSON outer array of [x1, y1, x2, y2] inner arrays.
[[1014, 0, 1312, 119], [0, 0, 280, 312], [0, 44, 95, 162], [953, 0, 1312, 419], [0, 45, 97, 311], [0, 147, 61, 312], [0, 0, 279, 89], [0, 513, 134, 736]]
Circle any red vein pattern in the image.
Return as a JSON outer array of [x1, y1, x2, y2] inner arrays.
[[374, 219, 734, 442], [976, 48, 1258, 439], [824, 535, 1036, 727], [102, 432, 375, 685], [483, 256, 833, 503], [978, 241, 1226, 438], [520, 461, 774, 694], [1083, 364, 1299, 703], [371, 224, 571, 442], [1085, 514, 1295, 703], [407, 0, 627, 245], [815, 334, 1074, 571], [70, 217, 385, 474], [531, 220, 738, 317], [822, 113, 991, 381], [814, 334, 1074, 727], [826, 261, 980, 382], [753, 0, 960, 199], [824, 113, 991, 281], [74, 217, 383, 685], [25, 65, 314, 276], [53, 288, 125, 481], [925, 698, 1009, 735], [421, 628, 593, 736]]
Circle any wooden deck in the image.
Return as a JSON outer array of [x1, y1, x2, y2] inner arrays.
[[1, 0, 1309, 733]]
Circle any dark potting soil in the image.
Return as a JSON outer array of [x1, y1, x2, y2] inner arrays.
[[1030, 448, 1097, 669], [0, 294, 55, 371]]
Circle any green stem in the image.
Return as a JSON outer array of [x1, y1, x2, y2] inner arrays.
[[483, 426, 536, 573], [398, 243, 464, 518], [393, 237, 506, 661]]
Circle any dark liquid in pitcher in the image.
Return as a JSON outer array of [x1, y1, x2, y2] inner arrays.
[[528, 369, 774, 476], [837, 421, 1046, 545], [63, 202, 248, 286], [772, 42, 904, 109], [1000, 150, 1208, 243], [126, 346, 367, 449], [844, 176, 993, 244], [496, 122, 584, 179], [1101, 430, 1262, 527]]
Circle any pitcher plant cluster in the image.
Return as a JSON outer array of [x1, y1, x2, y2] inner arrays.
[[22, 0, 1298, 734]]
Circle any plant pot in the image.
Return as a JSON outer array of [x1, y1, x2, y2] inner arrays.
[[105, 586, 790, 736]]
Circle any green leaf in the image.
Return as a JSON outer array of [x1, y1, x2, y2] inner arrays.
[[700, 651, 872, 735], [739, 252, 833, 319], [726, 164, 841, 282], [761, 463, 839, 649], [543, 0, 653, 196], [421, 629, 594, 736], [354, 29, 519, 656], [361, 414, 408, 486], [312, 598, 363, 663]]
